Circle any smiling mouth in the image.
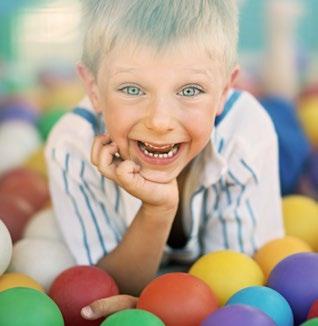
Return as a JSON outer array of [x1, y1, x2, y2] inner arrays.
[[137, 141, 180, 159]]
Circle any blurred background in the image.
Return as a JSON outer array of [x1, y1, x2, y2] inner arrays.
[[0, 0, 317, 203]]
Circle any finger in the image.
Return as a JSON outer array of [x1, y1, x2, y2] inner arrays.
[[81, 295, 138, 320], [97, 142, 120, 179], [115, 160, 144, 194], [91, 134, 111, 165]]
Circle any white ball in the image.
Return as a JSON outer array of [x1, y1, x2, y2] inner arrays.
[[8, 238, 76, 291], [0, 121, 42, 174], [0, 219, 12, 275], [23, 207, 63, 242]]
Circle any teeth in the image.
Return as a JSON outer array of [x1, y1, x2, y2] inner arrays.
[[139, 142, 179, 159]]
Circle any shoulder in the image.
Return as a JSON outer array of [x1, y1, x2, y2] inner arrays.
[[216, 90, 278, 147], [45, 97, 98, 163]]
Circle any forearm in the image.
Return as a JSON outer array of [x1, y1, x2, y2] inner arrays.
[[96, 204, 176, 295]]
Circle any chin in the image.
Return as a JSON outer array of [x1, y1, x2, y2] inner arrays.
[[140, 168, 179, 184]]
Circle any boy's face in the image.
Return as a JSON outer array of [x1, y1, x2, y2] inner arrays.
[[81, 42, 237, 183]]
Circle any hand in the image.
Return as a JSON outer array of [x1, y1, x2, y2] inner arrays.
[[91, 134, 179, 211], [81, 294, 138, 320]]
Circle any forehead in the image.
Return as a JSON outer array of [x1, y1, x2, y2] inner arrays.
[[98, 40, 224, 78]]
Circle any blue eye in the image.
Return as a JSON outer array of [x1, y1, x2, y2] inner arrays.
[[179, 86, 203, 97], [121, 86, 144, 96]]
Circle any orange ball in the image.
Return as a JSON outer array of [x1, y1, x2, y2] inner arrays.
[[0, 272, 44, 292], [254, 236, 312, 279], [137, 272, 218, 326]]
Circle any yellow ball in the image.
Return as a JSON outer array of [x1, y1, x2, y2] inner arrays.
[[283, 195, 318, 250], [298, 98, 318, 147], [0, 272, 44, 292], [24, 147, 47, 178], [189, 250, 264, 305], [254, 236, 312, 279]]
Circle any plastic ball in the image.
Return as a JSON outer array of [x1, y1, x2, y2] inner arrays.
[[0, 121, 42, 174], [0, 287, 63, 326], [300, 318, 318, 326], [24, 146, 48, 178], [9, 238, 75, 291], [37, 109, 66, 140], [308, 151, 318, 189], [201, 304, 276, 326], [137, 272, 218, 326], [298, 98, 318, 148], [282, 196, 318, 250], [0, 272, 44, 292], [23, 207, 63, 242], [0, 194, 33, 242], [0, 167, 50, 214], [226, 286, 293, 326], [189, 250, 264, 305], [254, 236, 312, 279], [308, 300, 318, 319], [101, 309, 164, 326], [49, 265, 119, 326], [267, 252, 318, 324], [0, 100, 39, 125], [0, 220, 12, 275]]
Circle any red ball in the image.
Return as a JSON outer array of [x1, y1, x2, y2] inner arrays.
[[0, 168, 49, 213], [137, 272, 219, 326], [307, 299, 318, 320], [49, 265, 119, 326], [0, 194, 33, 242]]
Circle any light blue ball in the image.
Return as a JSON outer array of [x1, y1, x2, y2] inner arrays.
[[226, 286, 293, 326]]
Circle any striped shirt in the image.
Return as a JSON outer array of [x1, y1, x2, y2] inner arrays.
[[45, 90, 284, 265]]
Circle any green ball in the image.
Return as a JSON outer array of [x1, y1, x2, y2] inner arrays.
[[37, 109, 66, 140], [300, 319, 318, 326], [101, 309, 164, 326], [0, 287, 64, 326]]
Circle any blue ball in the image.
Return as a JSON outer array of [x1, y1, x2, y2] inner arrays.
[[268, 253, 318, 325], [226, 286, 293, 326]]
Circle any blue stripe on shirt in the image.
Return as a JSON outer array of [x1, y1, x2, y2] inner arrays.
[[228, 170, 245, 252], [240, 159, 259, 184], [212, 184, 229, 249], [80, 161, 107, 255], [59, 151, 93, 264]]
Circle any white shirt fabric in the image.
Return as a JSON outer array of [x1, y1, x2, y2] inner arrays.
[[45, 90, 285, 265]]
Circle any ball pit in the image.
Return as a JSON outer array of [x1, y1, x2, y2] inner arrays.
[[267, 252, 318, 324], [101, 309, 164, 326], [0, 287, 64, 326], [254, 236, 312, 279], [201, 304, 276, 326], [137, 272, 218, 326], [0, 219, 12, 275], [189, 250, 264, 305], [282, 196, 318, 250], [49, 265, 119, 326], [226, 285, 293, 326]]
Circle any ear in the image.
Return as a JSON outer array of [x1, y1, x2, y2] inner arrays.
[[217, 65, 240, 115], [77, 63, 103, 113]]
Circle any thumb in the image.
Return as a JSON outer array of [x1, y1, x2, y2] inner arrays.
[[81, 295, 138, 320]]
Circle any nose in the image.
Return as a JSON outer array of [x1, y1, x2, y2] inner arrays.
[[144, 97, 175, 133]]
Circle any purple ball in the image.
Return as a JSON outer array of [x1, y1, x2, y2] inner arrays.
[[308, 152, 318, 188], [267, 253, 318, 324], [0, 101, 39, 125], [201, 304, 276, 326]]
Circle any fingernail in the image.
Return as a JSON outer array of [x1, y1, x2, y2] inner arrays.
[[81, 306, 94, 319]]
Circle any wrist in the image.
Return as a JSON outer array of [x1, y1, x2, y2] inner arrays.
[[141, 202, 177, 220]]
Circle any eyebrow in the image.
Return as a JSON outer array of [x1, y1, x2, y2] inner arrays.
[[112, 66, 211, 77]]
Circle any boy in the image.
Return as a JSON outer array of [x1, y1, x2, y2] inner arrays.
[[45, 0, 284, 319]]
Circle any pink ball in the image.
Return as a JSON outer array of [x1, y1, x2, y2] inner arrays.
[[49, 265, 119, 326]]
